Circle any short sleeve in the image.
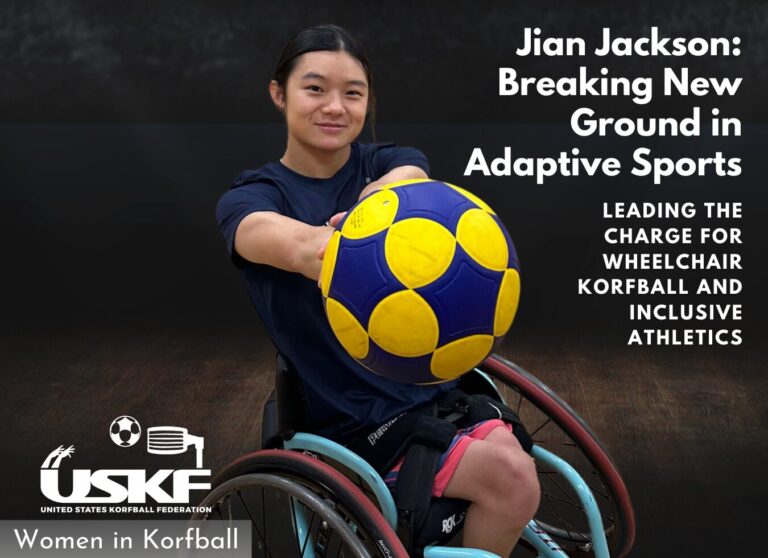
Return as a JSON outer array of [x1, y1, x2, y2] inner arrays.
[[216, 182, 285, 261], [371, 143, 430, 178]]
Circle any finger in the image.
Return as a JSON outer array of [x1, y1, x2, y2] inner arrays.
[[329, 211, 346, 227], [317, 237, 330, 261], [317, 226, 335, 261]]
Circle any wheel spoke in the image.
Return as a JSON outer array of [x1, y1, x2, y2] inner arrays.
[[539, 492, 591, 543], [334, 530, 343, 558], [530, 417, 552, 437], [236, 489, 274, 558], [299, 502, 317, 557], [288, 496, 305, 557], [545, 467, 585, 507], [539, 461, 615, 520], [541, 490, 584, 510], [542, 470, 617, 524], [586, 473, 611, 501], [542, 477, 616, 525], [541, 494, 581, 544], [221, 495, 232, 521], [261, 486, 267, 554]]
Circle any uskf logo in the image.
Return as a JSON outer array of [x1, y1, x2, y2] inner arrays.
[[40, 416, 210, 505]]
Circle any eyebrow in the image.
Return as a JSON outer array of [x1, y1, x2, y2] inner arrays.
[[300, 72, 367, 88]]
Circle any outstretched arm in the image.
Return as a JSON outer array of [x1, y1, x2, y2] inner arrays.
[[233, 166, 428, 281], [234, 211, 334, 281]]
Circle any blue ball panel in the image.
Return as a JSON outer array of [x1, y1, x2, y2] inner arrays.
[[328, 232, 403, 326], [362, 341, 439, 384], [417, 246, 502, 346], [492, 213, 519, 270], [392, 182, 478, 234]]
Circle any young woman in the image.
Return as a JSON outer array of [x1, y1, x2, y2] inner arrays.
[[216, 24, 539, 557]]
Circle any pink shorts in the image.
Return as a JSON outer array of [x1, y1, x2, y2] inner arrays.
[[383, 419, 512, 497]]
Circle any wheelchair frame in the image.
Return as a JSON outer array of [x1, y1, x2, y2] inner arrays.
[[198, 355, 635, 558], [283, 372, 609, 558]]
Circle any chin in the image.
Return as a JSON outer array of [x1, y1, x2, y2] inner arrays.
[[312, 135, 356, 152]]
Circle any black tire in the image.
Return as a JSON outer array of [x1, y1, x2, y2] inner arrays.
[[194, 449, 409, 558], [475, 355, 636, 558]]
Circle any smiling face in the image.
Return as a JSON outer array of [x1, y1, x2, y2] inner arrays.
[[271, 50, 369, 154]]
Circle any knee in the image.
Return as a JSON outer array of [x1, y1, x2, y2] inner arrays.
[[482, 445, 540, 526]]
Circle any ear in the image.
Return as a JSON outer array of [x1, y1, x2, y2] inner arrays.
[[269, 80, 286, 112]]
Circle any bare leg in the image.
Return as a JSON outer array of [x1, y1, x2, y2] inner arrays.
[[442, 426, 539, 557]]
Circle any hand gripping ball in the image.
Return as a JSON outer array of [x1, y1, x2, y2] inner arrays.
[[320, 179, 520, 384]]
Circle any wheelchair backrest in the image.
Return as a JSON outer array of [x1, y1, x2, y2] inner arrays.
[[260, 354, 310, 449], [275, 353, 310, 433]]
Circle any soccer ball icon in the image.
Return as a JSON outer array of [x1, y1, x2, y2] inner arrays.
[[320, 179, 520, 384], [109, 416, 141, 447]]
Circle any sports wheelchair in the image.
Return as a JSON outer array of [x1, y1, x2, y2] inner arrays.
[[192, 354, 635, 558]]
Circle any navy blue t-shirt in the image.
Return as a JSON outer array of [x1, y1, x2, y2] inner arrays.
[[216, 142, 456, 442]]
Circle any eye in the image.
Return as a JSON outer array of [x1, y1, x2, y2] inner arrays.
[[347, 90, 364, 97], [306, 85, 323, 93]]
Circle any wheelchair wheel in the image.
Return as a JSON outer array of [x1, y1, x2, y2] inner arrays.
[[478, 354, 636, 558], [194, 449, 409, 558]]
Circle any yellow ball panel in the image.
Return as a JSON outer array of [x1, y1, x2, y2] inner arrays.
[[325, 298, 370, 359], [446, 183, 496, 214], [430, 335, 495, 381], [456, 209, 508, 272], [381, 178, 431, 189], [494, 269, 521, 337], [368, 290, 439, 357], [341, 189, 399, 240], [320, 231, 341, 298], [385, 218, 456, 289]]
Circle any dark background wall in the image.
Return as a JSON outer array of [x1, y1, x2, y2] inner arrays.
[[2, 0, 767, 123], [1, 2, 767, 557]]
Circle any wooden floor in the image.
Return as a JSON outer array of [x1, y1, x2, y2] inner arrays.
[[2, 328, 766, 557]]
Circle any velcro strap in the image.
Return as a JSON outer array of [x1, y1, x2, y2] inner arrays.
[[395, 442, 439, 555], [411, 415, 457, 450], [394, 416, 456, 555]]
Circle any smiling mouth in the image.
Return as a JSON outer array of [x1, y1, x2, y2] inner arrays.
[[316, 123, 348, 134]]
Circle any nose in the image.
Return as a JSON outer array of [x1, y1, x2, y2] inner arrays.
[[322, 92, 345, 116]]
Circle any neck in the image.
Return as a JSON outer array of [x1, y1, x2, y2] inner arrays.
[[281, 138, 352, 178]]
